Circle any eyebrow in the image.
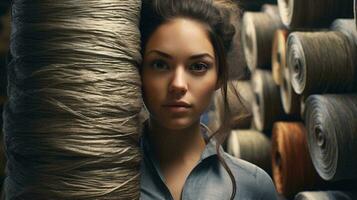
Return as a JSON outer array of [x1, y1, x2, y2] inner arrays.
[[145, 50, 215, 60]]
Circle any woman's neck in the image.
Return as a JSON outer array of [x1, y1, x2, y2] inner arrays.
[[147, 118, 206, 164]]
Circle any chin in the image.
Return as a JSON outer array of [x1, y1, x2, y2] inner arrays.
[[160, 117, 198, 130]]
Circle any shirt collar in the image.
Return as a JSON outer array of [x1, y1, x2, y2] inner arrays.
[[141, 121, 222, 164]]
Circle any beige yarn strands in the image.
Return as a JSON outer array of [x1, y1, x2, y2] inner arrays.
[[4, 0, 142, 199]]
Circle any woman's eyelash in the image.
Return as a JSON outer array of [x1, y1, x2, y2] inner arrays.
[[146, 59, 212, 72], [190, 62, 211, 71], [150, 60, 169, 70]]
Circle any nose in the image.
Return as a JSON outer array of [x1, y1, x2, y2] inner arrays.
[[168, 66, 188, 97]]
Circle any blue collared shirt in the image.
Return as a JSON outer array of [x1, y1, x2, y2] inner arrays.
[[140, 123, 278, 200]]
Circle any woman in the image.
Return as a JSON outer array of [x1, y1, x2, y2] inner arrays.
[[139, 0, 278, 199]]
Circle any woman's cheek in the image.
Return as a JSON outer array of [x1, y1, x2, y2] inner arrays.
[[191, 77, 217, 113]]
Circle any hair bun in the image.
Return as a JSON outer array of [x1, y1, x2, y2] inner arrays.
[[213, 0, 240, 51]]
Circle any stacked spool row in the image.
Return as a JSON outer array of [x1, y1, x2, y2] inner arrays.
[[212, 0, 357, 199]]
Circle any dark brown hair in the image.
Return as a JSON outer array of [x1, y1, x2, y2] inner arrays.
[[139, 0, 239, 199]]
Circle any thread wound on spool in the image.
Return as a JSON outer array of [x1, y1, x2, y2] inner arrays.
[[287, 32, 356, 97], [241, 9, 282, 71], [277, 0, 354, 28], [252, 70, 284, 131], [272, 122, 320, 198], [4, 1, 142, 198], [305, 95, 357, 181], [227, 130, 271, 174]]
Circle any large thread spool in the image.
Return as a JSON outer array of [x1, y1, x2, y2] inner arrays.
[[287, 31, 356, 97], [295, 191, 357, 200], [214, 81, 254, 129], [252, 69, 284, 131], [227, 129, 271, 174], [277, 0, 354, 28], [305, 95, 357, 181], [4, 1, 142, 199], [272, 122, 321, 198], [241, 6, 282, 71]]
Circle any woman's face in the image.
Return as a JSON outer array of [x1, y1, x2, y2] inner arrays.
[[142, 18, 219, 130]]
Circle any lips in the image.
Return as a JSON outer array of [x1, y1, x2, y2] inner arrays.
[[162, 101, 192, 107]]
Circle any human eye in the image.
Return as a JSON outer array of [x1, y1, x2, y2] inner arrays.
[[150, 59, 170, 71], [189, 62, 210, 73]]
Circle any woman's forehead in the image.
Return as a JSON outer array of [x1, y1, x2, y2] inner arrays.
[[144, 18, 215, 59]]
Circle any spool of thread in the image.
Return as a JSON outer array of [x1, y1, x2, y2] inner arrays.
[[287, 31, 356, 97], [295, 191, 357, 200], [277, 0, 354, 28], [227, 129, 271, 174], [4, 1, 142, 198], [241, 8, 282, 71], [252, 69, 284, 131], [272, 122, 321, 198], [305, 95, 357, 181], [214, 81, 254, 129], [272, 29, 289, 86]]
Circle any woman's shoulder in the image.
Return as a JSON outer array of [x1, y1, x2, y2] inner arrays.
[[222, 152, 278, 200]]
